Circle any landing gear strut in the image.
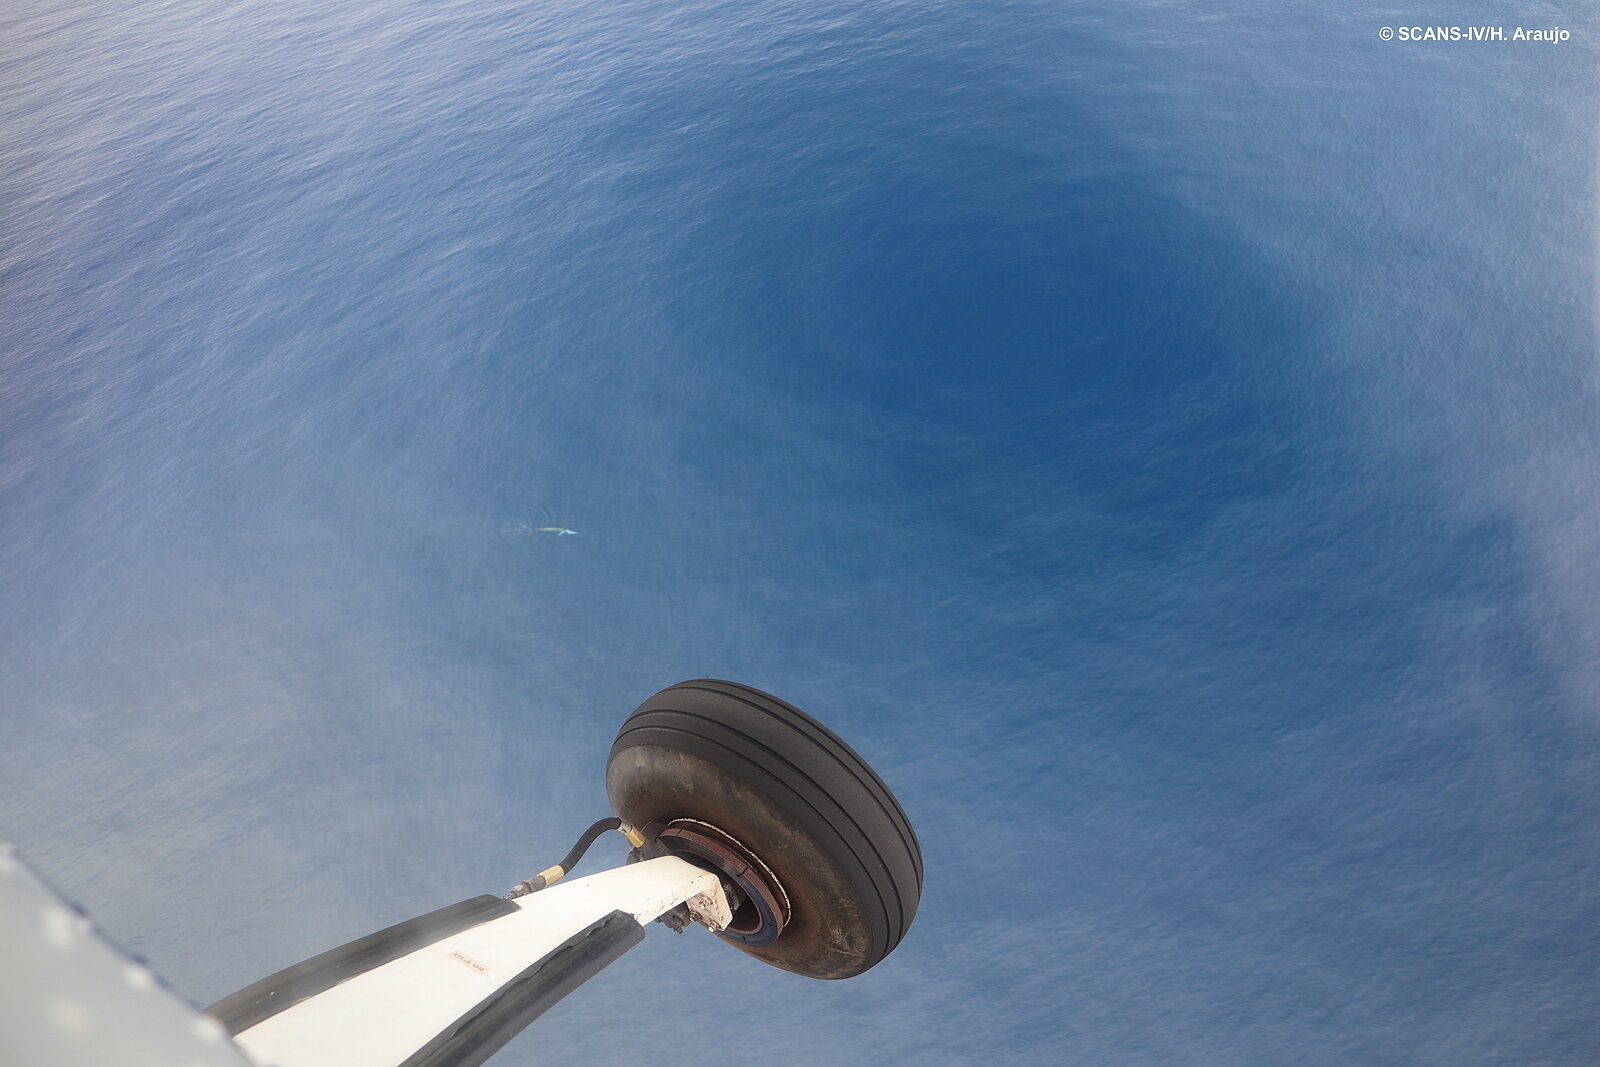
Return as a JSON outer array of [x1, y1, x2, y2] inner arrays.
[[40, 679, 926, 1067]]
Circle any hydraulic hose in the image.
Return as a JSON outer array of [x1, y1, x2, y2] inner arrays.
[[506, 818, 646, 899]]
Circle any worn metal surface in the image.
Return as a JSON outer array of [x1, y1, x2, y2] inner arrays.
[[684, 884, 733, 933]]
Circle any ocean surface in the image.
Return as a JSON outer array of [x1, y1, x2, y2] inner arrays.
[[2, 1, 1597, 1062]]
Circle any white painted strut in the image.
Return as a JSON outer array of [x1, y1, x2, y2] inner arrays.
[[228, 856, 724, 1067]]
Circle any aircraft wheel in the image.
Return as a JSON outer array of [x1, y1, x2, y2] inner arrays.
[[606, 679, 922, 979]]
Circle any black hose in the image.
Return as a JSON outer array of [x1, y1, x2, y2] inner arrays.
[[556, 817, 623, 875], [507, 818, 624, 898]]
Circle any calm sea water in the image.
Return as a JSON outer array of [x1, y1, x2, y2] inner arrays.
[[3, 1, 1597, 1062]]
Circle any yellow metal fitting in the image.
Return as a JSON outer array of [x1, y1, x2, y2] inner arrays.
[[617, 822, 647, 849], [537, 864, 565, 887]]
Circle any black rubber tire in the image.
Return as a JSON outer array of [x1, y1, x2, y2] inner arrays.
[[606, 679, 922, 979]]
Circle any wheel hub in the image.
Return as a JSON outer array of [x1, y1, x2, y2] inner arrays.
[[654, 819, 791, 947]]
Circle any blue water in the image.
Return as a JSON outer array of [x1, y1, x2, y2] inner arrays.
[[3, 1, 1597, 1062]]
